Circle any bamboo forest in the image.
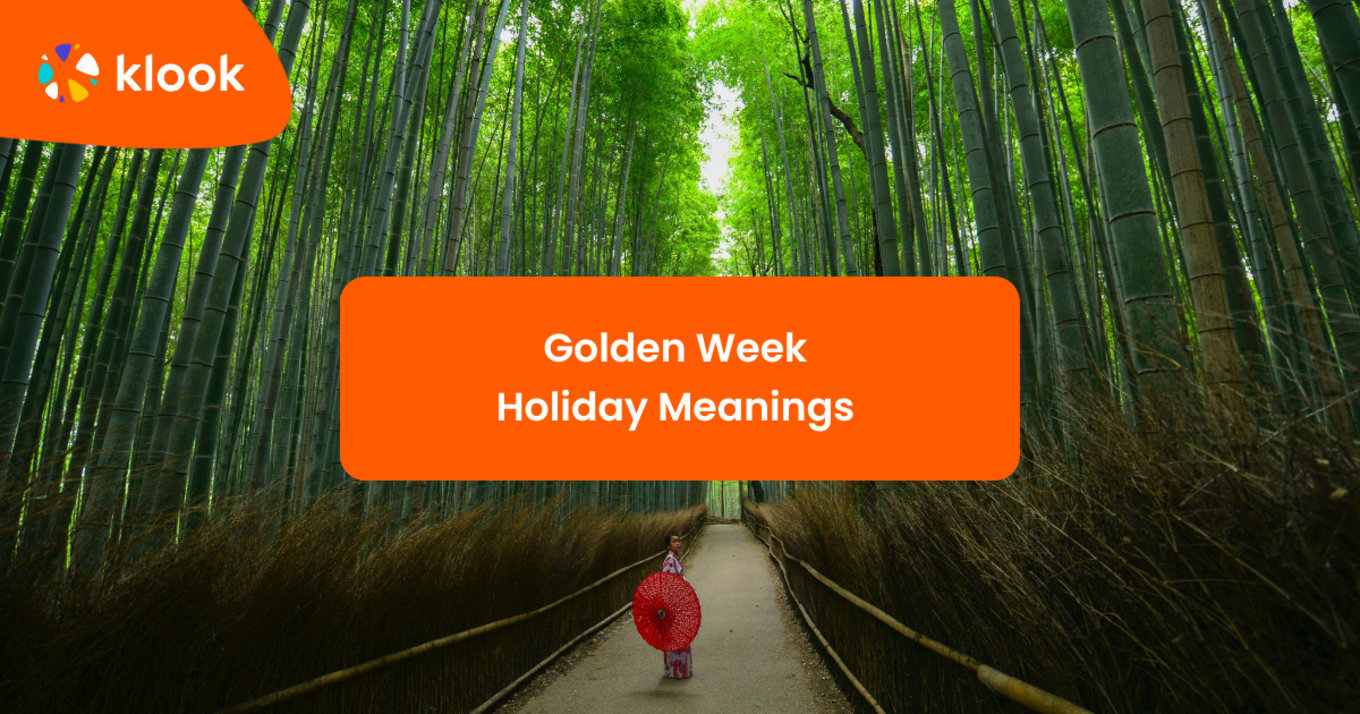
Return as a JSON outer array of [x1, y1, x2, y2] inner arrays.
[[1, 0, 1358, 710]]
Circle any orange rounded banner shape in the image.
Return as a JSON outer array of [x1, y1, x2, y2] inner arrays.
[[0, 0, 291, 148], [340, 277, 1019, 481]]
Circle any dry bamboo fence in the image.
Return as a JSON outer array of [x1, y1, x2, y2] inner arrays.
[[748, 519, 1092, 714], [219, 523, 704, 713]]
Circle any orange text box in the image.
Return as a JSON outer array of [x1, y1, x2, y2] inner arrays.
[[340, 277, 1018, 480]]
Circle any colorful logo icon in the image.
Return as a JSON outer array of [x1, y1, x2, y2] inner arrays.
[[39, 43, 100, 103]]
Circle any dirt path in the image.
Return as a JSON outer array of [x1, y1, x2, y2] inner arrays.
[[499, 523, 853, 713]]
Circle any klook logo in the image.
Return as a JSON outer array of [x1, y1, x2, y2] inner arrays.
[[0, 0, 291, 147]]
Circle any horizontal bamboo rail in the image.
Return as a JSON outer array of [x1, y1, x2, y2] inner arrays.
[[749, 522, 886, 713], [468, 600, 634, 714], [748, 519, 1093, 714], [219, 523, 702, 713]]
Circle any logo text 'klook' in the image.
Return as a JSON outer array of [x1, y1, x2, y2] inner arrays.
[[115, 55, 246, 92]]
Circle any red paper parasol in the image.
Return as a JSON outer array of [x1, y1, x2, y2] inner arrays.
[[632, 572, 701, 651]]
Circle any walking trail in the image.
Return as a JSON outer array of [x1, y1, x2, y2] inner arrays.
[[500, 523, 853, 713]]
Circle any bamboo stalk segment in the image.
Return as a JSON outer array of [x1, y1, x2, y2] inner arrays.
[[978, 665, 1094, 714]]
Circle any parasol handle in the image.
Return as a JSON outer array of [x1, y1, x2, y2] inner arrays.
[[656, 610, 666, 620]]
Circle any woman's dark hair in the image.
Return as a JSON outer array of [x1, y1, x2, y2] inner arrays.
[[665, 533, 679, 549]]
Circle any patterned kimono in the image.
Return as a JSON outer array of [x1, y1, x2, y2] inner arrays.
[[661, 551, 692, 679]]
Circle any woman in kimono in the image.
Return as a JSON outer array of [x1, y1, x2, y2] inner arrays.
[[661, 533, 692, 679]]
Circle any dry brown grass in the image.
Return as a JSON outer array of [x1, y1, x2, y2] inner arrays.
[[0, 490, 705, 712], [746, 388, 1359, 712]]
